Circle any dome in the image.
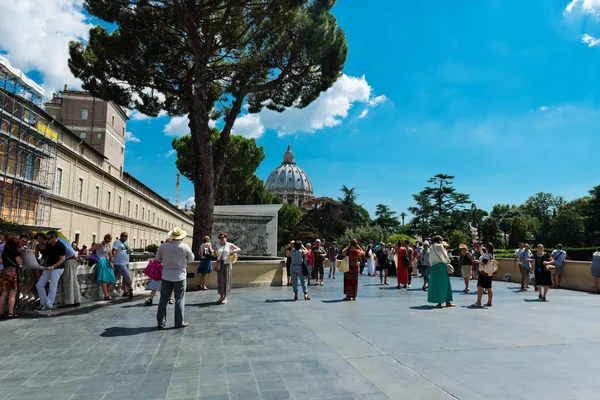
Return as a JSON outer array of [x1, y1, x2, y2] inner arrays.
[[265, 144, 314, 206]]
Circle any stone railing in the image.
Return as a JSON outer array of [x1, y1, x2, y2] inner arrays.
[[18, 261, 152, 308]]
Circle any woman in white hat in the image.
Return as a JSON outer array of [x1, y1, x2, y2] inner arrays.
[[214, 232, 241, 304], [156, 227, 194, 329]]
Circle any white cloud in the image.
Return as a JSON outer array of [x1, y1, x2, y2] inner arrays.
[[539, 106, 549, 111], [179, 197, 195, 209], [358, 109, 369, 119], [582, 33, 600, 46], [163, 114, 216, 136], [564, 0, 600, 15], [165, 149, 176, 158], [0, 0, 91, 93], [129, 109, 168, 121], [125, 131, 141, 143], [232, 113, 265, 138], [230, 74, 385, 138]]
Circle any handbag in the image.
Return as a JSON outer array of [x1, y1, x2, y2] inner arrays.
[[301, 261, 310, 276], [338, 256, 350, 273], [433, 245, 453, 275], [143, 259, 163, 281]]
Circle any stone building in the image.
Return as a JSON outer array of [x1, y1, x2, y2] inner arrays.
[[264, 144, 314, 206]]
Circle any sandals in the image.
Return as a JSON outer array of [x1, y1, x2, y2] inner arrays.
[[304, 294, 311, 301], [293, 294, 298, 301], [168, 298, 174, 304], [145, 299, 153, 306], [343, 297, 351, 301], [485, 303, 492, 307], [104, 296, 113, 301], [175, 322, 189, 329], [471, 303, 483, 308], [446, 303, 456, 307]]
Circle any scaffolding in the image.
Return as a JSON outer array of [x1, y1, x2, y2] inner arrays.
[[0, 55, 58, 228]]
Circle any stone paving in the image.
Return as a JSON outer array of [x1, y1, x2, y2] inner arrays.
[[1, 273, 599, 400]]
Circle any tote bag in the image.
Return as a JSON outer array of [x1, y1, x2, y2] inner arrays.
[[338, 256, 350, 273], [143, 259, 163, 281]]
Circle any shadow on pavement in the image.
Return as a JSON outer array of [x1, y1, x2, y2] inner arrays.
[[101, 326, 157, 337], [321, 299, 347, 303], [265, 299, 295, 303], [188, 302, 221, 307], [523, 298, 544, 302], [409, 305, 437, 310]]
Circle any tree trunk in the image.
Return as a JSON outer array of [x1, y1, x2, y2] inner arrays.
[[190, 97, 214, 256]]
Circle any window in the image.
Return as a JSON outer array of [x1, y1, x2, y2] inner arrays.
[[77, 178, 83, 201], [24, 154, 34, 180], [122, 127, 125, 135], [127, 200, 131, 217], [55, 167, 63, 194], [111, 115, 115, 126], [133, 238, 136, 247], [80, 132, 86, 139], [92, 234, 97, 245], [97, 133, 102, 140], [81, 108, 89, 120], [117, 196, 122, 214], [107, 191, 112, 210], [94, 185, 100, 207], [153, 212, 155, 224], [135, 204, 139, 219], [108, 166, 111, 175], [58, 131, 63, 141], [121, 147, 124, 154], [75, 233, 80, 245], [119, 166, 123, 177], [142, 207, 145, 220]]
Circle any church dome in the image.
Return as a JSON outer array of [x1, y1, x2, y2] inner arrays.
[[265, 144, 314, 206]]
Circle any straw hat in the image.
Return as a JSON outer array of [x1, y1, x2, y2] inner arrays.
[[168, 227, 187, 240], [442, 241, 449, 247], [458, 244, 468, 250], [226, 253, 239, 264]]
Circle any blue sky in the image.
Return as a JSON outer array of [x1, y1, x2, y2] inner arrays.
[[2, 0, 600, 218]]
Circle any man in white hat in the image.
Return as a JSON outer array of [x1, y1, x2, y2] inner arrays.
[[156, 227, 194, 329]]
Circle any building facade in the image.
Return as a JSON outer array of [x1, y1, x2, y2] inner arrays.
[[0, 56, 192, 248], [265, 144, 314, 206]]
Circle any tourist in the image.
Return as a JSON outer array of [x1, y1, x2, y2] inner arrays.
[[17, 234, 29, 250], [532, 244, 554, 301], [313, 240, 326, 286], [518, 244, 533, 291], [306, 242, 313, 285], [285, 240, 294, 286], [410, 244, 419, 281], [366, 244, 375, 276], [0, 237, 21, 317], [458, 244, 473, 293], [290, 240, 310, 301], [375, 243, 389, 285], [514, 242, 524, 270], [35, 231, 66, 311], [551, 244, 567, 289], [396, 241, 410, 289], [145, 239, 173, 306], [359, 250, 367, 275], [591, 248, 600, 294], [427, 236, 454, 308], [112, 232, 133, 297], [472, 242, 497, 307], [196, 236, 214, 291], [386, 243, 397, 277], [471, 241, 482, 280], [89, 234, 117, 301], [342, 239, 364, 301], [78, 245, 88, 257], [58, 236, 81, 307], [156, 228, 194, 328], [421, 241, 431, 291], [215, 232, 241, 305], [328, 242, 339, 279]]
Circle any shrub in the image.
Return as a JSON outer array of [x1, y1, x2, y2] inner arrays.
[[387, 233, 414, 246], [337, 225, 386, 248], [145, 243, 159, 253]]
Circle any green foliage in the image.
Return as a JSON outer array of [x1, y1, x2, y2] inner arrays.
[[549, 208, 585, 247], [408, 174, 471, 238], [278, 204, 302, 249], [0, 219, 26, 235], [172, 130, 277, 205], [507, 215, 535, 248], [387, 233, 414, 246], [480, 217, 502, 247], [69, 0, 347, 248], [373, 204, 400, 234], [338, 186, 371, 227], [145, 244, 159, 253], [448, 229, 471, 249], [336, 225, 385, 248]]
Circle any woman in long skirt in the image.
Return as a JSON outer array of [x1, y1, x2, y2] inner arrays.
[[427, 236, 455, 308], [89, 234, 117, 301], [215, 232, 241, 305], [342, 239, 364, 301], [196, 236, 214, 290], [366, 244, 375, 276]]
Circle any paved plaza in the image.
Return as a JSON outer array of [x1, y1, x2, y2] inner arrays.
[[0, 275, 599, 400]]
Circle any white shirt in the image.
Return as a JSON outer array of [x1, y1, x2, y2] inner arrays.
[[514, 248, 523, 265], [216, 242, 234, 264], [429, 243, 450, 265], [156, 241, 194, 282], [112, 239, 131, 265]]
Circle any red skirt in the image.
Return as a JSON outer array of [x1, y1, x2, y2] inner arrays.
[[344, 263, 359, 297], [397, 264, 409, 285]]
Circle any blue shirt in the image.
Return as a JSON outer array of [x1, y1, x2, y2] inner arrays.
[[519, 250, 532, 269], [552, 249, 566, 267], [58, 238, 77, 259]]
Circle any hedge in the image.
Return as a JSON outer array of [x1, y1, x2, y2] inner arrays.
[[494, 247, 598, 262]]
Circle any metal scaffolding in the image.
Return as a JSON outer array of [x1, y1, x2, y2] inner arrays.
[[0, 55, 58, 227]]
